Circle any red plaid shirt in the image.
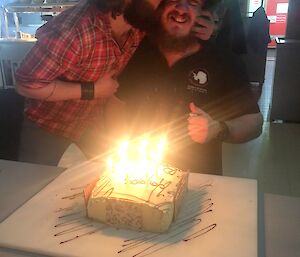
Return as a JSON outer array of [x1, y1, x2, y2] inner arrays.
[[16, 1, 144, 140]]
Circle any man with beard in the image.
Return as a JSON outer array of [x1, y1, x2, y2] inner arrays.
[[107, 0, 263, 175], [15, 0, 214, 165]]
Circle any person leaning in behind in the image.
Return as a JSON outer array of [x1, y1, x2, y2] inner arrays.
[[15, 0, 215, 166]]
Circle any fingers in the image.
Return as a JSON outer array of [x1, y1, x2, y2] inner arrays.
[[188, 103, 210, 143], [188, 117, 208, 144], [195, 11, 214, 27], [193, 11, 215, 41], [189, 102, 197, 114], [198, 10, 214, 22], [189, 102, 206, 116], [109, 79, 119, 93], [104, 70, 117, 79], [94, 73, 119, 98]]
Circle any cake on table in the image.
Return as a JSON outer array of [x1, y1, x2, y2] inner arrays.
[[84, 164, 188, 233]]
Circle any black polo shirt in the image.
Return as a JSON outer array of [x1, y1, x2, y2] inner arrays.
[[117, 38, 260, 174]]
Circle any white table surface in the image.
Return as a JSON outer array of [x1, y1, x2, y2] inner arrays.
[[0, 160, 64, 222], [0, 160, 258, 257]]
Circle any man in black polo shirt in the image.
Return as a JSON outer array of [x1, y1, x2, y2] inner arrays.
[[106, 0, 263, 175]]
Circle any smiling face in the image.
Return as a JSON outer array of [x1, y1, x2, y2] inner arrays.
[[151, 0, 205, 52], [161, 0, 204, 38]]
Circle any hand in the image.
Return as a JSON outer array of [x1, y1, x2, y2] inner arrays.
[[188, 102, 219, 144], [94, 71, 119, 98], [192, 11, 215, 41]]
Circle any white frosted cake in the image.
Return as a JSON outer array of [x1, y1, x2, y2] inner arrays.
[[84, 164, 188, 233]]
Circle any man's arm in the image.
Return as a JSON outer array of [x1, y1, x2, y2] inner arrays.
[[188, 103, 263, 144], [15, 71, 119, 101], [224, 113, 263, 143], [15, 24, 118, 101], [15, 80, 81, 101]]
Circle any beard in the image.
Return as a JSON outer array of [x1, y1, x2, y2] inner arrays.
[[151, 26, 198, 53], [123, 0, 159, 33], [148, 4, 199, 53]]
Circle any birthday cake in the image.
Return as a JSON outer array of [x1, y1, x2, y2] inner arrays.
[[84, 165, 188, 233]]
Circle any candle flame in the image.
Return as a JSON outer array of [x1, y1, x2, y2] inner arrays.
[[107, 136, 167, 184]]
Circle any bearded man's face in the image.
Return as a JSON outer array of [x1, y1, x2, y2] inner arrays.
[[151, 0, 204, 52]]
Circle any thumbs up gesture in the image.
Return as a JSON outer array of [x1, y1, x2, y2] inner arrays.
[[188, 102, 219, 144]]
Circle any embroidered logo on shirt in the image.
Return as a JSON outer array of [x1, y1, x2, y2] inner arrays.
[[188, 69, 209, 94]]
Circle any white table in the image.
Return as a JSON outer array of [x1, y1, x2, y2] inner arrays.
[[0, 159, 65, 257], [0, 160, 258, 257], [0, 160, 64, 222]]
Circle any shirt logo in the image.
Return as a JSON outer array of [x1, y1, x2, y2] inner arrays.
[[187, 69, 209, 94]]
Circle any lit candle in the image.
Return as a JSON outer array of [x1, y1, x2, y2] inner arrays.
[[107, 157, 113, 176], [119, 141, 129, 184], [107, 136, 168, 188], [139, 139, 149, 184]]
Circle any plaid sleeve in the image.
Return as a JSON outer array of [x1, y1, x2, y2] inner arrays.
[[15, 28, 82, 88]]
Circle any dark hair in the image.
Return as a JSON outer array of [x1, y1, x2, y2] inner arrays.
[[88, 0, 125, 15], [203, 0, 222, 10]]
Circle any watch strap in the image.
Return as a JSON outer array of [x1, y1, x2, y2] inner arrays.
[[80, 82, 94, 100], [216, 121, 229, 141]]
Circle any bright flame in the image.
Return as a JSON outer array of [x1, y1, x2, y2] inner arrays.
[[139, 139, 148, 160], [119, 141, 129, 162], [107, 136, 167, 184]]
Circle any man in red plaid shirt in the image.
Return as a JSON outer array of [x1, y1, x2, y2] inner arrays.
[[15, 0, 214, 166]]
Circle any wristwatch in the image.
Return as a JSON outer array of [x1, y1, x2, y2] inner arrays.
[[216, 121, 229, 141], [81, 82, 95, 100]]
